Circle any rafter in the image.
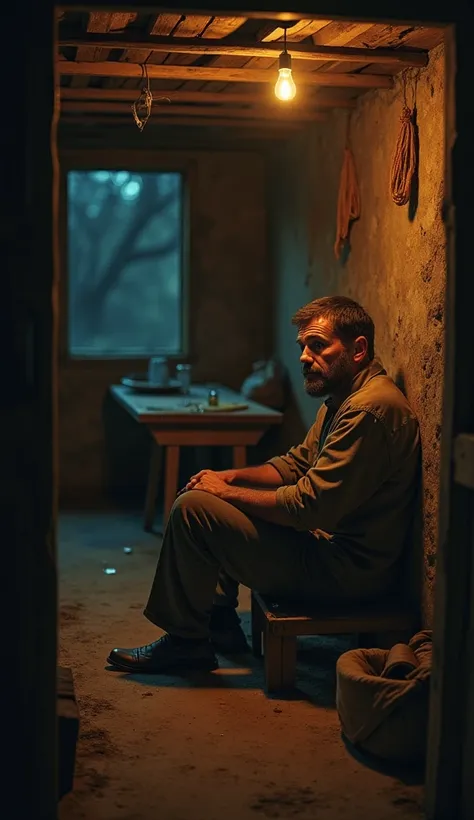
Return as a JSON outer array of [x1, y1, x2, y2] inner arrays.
[[60, 87, 357, 108], [59, 114, 305, 130], [60, 101, 328, 120], [59, 61, 394, 89], [58, 32, 428, 67]]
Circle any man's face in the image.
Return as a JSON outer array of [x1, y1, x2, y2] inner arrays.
[[297, 317, 355, 398]]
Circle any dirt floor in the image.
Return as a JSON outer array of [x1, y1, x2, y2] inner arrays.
[[58, 512, 425, 820]]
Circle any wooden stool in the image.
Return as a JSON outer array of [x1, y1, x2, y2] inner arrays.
[[251, 590, 418, 694]]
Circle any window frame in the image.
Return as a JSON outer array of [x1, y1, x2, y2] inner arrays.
[[59, 150, 192, 365]]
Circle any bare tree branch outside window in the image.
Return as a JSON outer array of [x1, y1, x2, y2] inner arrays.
[[67, 170, 183, 357]]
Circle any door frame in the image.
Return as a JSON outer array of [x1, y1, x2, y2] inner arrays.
[[12, 3, 472, 817]]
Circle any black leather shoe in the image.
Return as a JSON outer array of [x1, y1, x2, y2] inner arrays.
[[210, 625, 249, 654], [208, 605, 249, 655], [107, 634, 218, 673]]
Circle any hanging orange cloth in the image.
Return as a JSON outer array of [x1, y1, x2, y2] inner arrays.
[[389, 105, 417, 206], [334, 146, 361, 260]]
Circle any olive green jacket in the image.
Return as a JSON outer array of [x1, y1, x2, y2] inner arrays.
[[268, 359, 421, 594]]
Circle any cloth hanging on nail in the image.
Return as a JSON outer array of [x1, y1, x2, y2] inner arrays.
[[334, 146, 361, 260]]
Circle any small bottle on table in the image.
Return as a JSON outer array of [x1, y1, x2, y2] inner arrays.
[[208, 388, 219, 407]]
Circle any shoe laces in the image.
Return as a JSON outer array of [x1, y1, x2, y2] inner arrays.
[[138, 635, 170, 656]]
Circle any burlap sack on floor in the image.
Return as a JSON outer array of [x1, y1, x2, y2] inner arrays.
[[335, 630, 432, 763]]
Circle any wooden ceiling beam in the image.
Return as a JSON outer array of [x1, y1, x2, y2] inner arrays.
[[60, 9, 430, 24], [59, 61, 394, 88], [58, 33, 428, 67], [61, 101, 328, 120], [60, 87, 357, 108], [258, 19, 332, 42], [59, 114, 305, 130]]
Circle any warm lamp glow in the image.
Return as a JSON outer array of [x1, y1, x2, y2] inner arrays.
[[274, 30, 296, 102], [275, 67, 296, 101]]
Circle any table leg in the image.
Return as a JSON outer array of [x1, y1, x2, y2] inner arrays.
[[163, 445, 180, 528], [144, 441, 162, 532], [232, 445, 246, 469]]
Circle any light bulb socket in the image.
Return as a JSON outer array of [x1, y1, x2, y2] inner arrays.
[[278, 50, 292, 71]]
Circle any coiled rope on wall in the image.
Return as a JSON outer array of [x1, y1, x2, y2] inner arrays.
[[334, 115, 361, 260], [389, 70, 419, 206]]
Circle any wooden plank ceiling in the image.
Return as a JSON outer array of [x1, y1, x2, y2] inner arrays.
[[57, 10, 444, 133]]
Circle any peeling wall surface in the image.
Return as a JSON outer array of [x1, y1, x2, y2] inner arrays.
[[59, 149, 270, 506], [270, 45, 445, 623]]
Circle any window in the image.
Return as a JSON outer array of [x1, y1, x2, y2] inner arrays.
[[67, 170, 185, 358]]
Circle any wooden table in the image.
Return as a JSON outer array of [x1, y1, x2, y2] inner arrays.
[[111, 383, 283, 530]]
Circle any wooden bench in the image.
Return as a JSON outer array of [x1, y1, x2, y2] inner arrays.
[[251, 590, 419, 694]]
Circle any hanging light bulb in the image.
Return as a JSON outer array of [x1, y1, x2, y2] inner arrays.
[[274, 24, 296, 101], [275, 56, 296, 101]]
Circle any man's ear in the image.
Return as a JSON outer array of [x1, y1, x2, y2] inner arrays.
[[353, 335, 368, 363]]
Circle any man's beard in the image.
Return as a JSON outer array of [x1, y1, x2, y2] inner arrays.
[[303, 353, 352, 398]]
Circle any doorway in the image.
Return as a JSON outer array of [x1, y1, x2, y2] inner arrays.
[[12, 3, 474, 816]]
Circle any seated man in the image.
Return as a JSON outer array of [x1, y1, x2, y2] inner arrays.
[[108, 296, 421, 674]]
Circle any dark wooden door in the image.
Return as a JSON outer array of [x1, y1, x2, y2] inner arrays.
[[5, 3, 59, 818]]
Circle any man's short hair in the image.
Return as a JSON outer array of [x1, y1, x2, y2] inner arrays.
[[291, 296, 375, 360]]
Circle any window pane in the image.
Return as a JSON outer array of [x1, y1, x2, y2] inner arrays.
[[67, 170, 184, 357]]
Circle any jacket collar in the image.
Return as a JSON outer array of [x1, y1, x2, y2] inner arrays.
[[325, 357, 386, 410]]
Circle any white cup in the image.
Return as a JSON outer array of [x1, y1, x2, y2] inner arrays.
[[148, 357, 169, 386]]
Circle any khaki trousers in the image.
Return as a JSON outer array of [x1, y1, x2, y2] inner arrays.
[[144, 489, 349, 639]]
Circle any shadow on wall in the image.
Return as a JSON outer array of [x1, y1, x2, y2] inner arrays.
[[393, 368, 424, 612], [408, 107, 420, 222], [408, 480, 424, 615], [394, 369, 407, 396]]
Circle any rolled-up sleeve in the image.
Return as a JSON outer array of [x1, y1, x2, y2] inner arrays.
[[266, 420, 319, 485], [275, 409, 390, 531]]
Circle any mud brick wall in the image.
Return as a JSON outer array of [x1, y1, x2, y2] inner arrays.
[[269, 45, 445, 623]]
